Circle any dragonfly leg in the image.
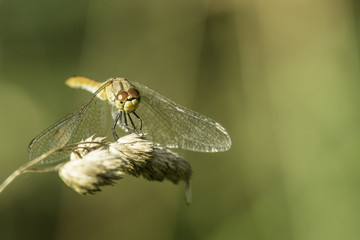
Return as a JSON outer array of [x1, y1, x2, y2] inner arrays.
[[127, 113, 137, 133], [119, 111, 132, 132], [123, 112, 129, 129], [122, 112, 135, 132], [132, 112, 143, 135], [112, 111, 122, 140]]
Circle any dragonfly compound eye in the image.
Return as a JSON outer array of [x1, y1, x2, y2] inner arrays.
[[116, 91, 128, 103], [128, 88, 140, 99]]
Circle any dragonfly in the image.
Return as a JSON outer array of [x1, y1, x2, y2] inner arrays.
[[28, 76, 232, 167]]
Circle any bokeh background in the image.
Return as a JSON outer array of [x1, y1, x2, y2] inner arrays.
[[1, 0, 360, 239]]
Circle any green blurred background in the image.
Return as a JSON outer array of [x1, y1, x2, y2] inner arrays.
[[1, 0, 360, 239]]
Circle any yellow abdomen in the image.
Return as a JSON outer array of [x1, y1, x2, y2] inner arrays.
[[66, 76, 108, 100]]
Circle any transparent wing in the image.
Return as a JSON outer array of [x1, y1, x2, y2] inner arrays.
[[28, 86, 110, 168], [122, 81, 231, 152]]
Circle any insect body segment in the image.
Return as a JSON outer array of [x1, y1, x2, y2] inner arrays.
[[66, 76, 107, 100]]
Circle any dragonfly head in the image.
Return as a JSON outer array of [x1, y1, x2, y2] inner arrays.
[[115, 88, 141, 113]]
